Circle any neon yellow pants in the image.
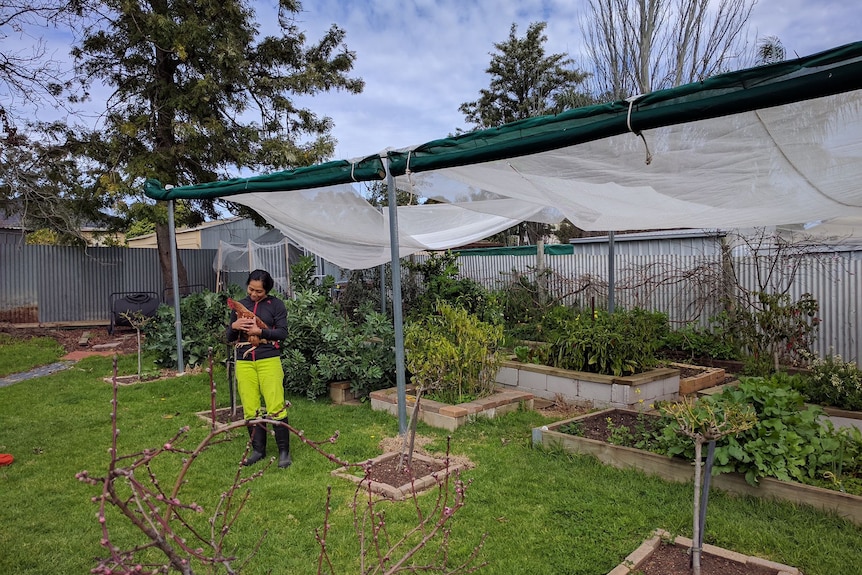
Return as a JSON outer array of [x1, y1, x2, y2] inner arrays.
[[236, 356, 287, 421]]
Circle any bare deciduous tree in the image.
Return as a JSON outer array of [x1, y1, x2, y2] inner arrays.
[[581, 0, 756, 100], [0, 1, 85, 135]]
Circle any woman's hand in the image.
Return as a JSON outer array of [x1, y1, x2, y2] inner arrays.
[[233, 318, 256, 332], [246, 324, 263, 336]]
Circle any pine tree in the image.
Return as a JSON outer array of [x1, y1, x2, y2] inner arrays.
[[72, 0, 364, 286], [459, 22, 590, 245]]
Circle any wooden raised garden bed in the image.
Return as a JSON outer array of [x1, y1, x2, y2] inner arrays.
[[670, 362, 727, 395], [532, 408, 862, 525]]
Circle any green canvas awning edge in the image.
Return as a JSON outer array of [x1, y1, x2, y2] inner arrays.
[[144, 154, 386, 200], [143, 40, 862, 201], [387, 41, 862, 174]]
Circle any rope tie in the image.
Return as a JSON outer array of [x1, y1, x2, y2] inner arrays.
[[350, 162, 357, 182], [626, 96, 653, 165], [405, 150, 416, 204]]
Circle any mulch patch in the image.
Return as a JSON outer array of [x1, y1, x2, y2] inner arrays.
[[0, 324, 141, 355], [363, 455, 447, 487], [634, 542, 781, 575], [572, 409, 660, 442]]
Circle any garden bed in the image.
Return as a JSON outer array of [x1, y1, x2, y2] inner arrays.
[[331, 451, 470, 500], [533, 408, 862, 525], [495, 360, 679, 408], [669, 362, 727, 395], [102, 372, 167, 386], [369, 385, 534, 432], [195, 406, 245, 429], [608, 529, 801, 575]]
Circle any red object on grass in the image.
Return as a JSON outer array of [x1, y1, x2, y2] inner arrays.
[[0, 454, 13, 466]]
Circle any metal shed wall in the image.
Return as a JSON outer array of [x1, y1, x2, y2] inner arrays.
[[569, 230, 726, 257]]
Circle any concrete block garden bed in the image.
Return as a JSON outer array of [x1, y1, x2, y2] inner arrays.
[[495, 360, 680, 409], [532, 408, 862, 525]]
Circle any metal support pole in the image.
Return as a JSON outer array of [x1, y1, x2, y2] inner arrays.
[[383, 158, 408, 434], [379, 263, 387, 315], [607, 231, 616, 313], [167, 198, 185, 374]]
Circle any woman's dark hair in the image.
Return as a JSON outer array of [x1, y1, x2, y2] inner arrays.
[[247, 269, 274, 293]]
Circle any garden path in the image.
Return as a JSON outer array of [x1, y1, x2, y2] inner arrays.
[[0, 328, 132, 387]]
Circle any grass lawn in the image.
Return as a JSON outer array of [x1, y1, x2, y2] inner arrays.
[[0, 332, 65, 377], [1, 351, 861, 574]]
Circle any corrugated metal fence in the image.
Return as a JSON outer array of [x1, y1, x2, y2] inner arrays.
[[447, 252, 861, 362], [2, 244, 859, 361], [0, 245, 217, 324]]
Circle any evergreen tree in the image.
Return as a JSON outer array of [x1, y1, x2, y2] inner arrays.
[[72, 0, 364, 286], [460, 22, 589, 130], [459, 22, 590, 245]]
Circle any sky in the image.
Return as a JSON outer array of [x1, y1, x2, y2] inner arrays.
[[281, 0, 862, 160], [7, 0, 862, 164]]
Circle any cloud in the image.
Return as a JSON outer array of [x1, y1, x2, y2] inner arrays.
[[287, 0, 584, 157], [293, 0, 861, 160], [8, 0, 860, 165]]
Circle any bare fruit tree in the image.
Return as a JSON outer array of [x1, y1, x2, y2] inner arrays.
[[581, 0, 756, 100], [1, 0, 85, 135]]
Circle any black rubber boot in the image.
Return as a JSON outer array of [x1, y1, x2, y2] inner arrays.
[[273, 420, 292, 469], [242, 423, 267, 466]]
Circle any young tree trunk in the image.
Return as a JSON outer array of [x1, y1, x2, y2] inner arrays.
[[692, 437, 703, 575], [156, 220, 189, 292]]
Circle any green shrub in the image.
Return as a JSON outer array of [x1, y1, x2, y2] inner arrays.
[[336, 268, 384, 321], [661, 313, 739, 361], [495, 272, 550, 340], [290, 254, 335, 295], [546, 308, 668, 376], [143, 290, 230, 368], [403, 251, 500, 323], [404, 301, 504, 404], [282, 292, 395, 400], [797, 354, 862, 411]]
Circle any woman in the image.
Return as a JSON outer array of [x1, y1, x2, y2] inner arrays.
[[226, 269, 291, 468]]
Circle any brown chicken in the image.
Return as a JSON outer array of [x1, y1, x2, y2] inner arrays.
[[228, 298, 269, 356]]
